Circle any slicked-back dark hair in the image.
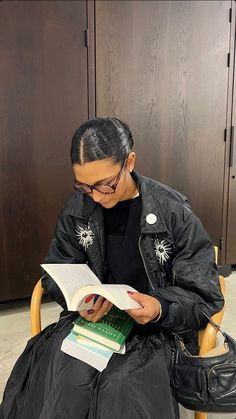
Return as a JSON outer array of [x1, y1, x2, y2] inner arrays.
[[70, 117, 134, 165]]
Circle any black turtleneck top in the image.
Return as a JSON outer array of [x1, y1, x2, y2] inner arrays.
[[103, 195, 149, 294]]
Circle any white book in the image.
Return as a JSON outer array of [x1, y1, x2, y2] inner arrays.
[[61, 331, 120, 371], [41, 263, 141, 311]]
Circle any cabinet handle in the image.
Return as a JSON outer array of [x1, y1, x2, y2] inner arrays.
[[229, 126, 234, 167]]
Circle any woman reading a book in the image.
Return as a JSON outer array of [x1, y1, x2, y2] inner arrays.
[[1, 117, 224, 419]]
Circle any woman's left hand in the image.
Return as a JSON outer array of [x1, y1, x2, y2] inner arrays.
[[125, 292, 161, 324]]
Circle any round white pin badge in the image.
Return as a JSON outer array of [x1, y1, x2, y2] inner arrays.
[[146, 213, 157, 224]]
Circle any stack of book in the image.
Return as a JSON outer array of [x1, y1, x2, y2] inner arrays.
[[61, 306, 135, 371], [41, 263, 139, 371]]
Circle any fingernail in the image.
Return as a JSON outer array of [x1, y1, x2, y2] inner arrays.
[[84, 294, 95, 303], [87, 309, 95, 314], [127, 291, 133, 295]]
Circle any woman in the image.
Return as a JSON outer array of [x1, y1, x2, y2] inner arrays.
[[1, 117, 224, 419]]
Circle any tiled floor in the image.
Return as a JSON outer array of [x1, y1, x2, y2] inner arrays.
[[0, 273, 236, 418]]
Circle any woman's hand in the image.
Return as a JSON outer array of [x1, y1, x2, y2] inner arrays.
[[125, 292, 161, 324], [79, 295, 113, 322]]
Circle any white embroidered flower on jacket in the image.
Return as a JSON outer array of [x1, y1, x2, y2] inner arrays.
[[75, 225, 94, 250], [154, 239, 172, 265]]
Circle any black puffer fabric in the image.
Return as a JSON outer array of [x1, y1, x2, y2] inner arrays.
[[0, 172, 224, 418], [1, 313, 178, 419]]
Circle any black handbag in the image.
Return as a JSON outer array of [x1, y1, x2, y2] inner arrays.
[[171, 311, 236, 412]]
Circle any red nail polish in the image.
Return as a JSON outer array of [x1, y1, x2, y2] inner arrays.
[[85, 294, 96, 303], [87, 309, 95, 314], [127, 291, 133, 295]]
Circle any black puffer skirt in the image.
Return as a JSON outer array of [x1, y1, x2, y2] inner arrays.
[[0, 311, 179, 419]]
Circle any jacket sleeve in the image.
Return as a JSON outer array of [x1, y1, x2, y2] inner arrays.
[[41, 208, 86, 308], [149, 210, 225, 335]]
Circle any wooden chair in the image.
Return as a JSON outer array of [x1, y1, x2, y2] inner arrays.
[[195, 274, 226, 419], [30, 247, 226, 419], [30, 278, 44, 337]]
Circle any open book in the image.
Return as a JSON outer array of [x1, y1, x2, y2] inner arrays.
[[41, 264, 141, 311]]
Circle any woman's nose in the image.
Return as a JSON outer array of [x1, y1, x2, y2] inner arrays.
[[91, 189, 104, 203]]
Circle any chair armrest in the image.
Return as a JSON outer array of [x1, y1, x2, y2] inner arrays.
[[198, 275, 226, 355], [30, 278, 44, 336]]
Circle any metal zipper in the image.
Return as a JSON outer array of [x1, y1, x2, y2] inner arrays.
[[138, 235, 155, 290]]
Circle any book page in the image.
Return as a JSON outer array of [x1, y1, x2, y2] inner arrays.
[[76, 335, 126, 354], [41, 264, 101, 310], [72, 284, 142, 311]]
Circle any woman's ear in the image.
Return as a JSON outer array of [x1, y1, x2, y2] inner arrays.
[[127, 152, 136, 173]]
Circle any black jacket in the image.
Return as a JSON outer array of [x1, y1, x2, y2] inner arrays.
[[42, 172, 224, 336]]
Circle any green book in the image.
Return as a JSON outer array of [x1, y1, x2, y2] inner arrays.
[[73, 306, 134, 351]]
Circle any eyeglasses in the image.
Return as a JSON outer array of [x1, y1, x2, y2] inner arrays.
[[74, 158, 127, 195]]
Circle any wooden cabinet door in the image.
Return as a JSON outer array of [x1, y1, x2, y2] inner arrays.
[[0, 1, 88, 300], [226, 147, 236, 263], [226, 45, 236, 264], [96, 1, 231, 255]]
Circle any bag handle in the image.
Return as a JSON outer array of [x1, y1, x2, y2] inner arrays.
[[198, 305, 226, 338]]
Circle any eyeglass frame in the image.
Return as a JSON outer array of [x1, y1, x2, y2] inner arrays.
[[74, 157, 128, 195]]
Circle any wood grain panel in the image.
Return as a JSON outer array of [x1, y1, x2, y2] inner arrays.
[[226, 27, 236, 264], [0, 1, 88, 300], [96, 0, 230, 247]]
